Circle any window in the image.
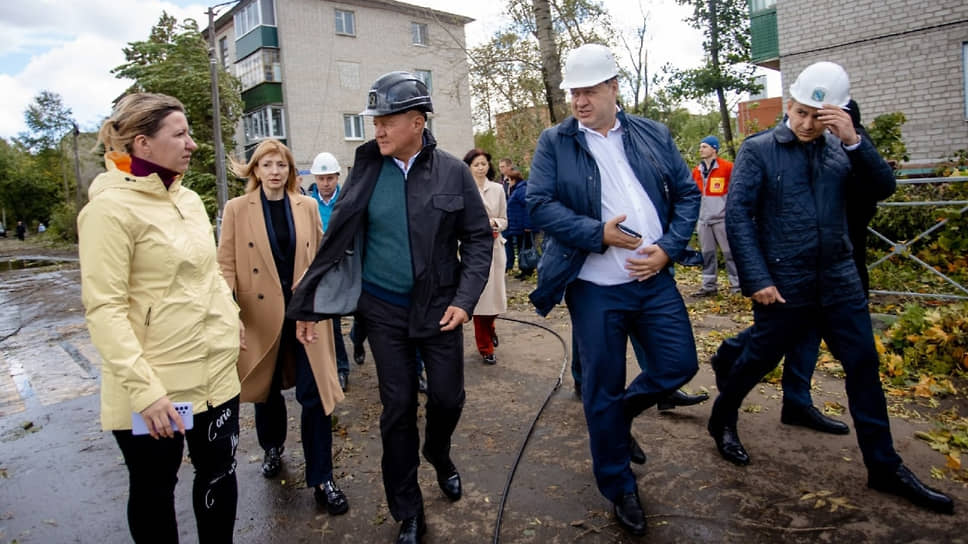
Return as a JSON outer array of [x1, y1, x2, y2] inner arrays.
[[244, 106, 286, 143], [411, 22, 428, 45], [236, 49, 282, 90], [750, 0, 776, 12], [414, 69, 432, 93], [343, 114, 364, 140], [219, 37, 229, 68], [335, 9, 355, 36], [234, 0, 276, 38]]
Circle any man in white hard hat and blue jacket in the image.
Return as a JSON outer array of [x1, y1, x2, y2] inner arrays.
[[288, 72, 493, 543], [709, 61, 954, 514], [527, 43, 701, 536]]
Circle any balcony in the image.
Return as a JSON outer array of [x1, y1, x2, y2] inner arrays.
[[750, 3, 779, 70]]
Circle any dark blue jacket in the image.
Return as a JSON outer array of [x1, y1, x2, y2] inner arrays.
[[505, 180, 532, 236], [726, 122, 895, 307], [526, 110, 701, 316]]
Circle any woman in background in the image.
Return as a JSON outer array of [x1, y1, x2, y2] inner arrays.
[[463, 148, 507, 365], [79, 92, 241, 542], [218, 139, 348, 515]]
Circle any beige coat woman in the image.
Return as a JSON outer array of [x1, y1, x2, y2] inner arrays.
[[217, 190, 343, 415], [473, 180, 508, 315]]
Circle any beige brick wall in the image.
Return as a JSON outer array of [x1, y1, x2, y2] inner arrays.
[[776, 1, 968, 163], [275, 0, 474, 175]]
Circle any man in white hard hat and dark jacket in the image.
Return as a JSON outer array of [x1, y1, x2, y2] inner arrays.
[[527, 43, 702, 536], [709, 61, 954, 515], [288, 71, 493, 543]]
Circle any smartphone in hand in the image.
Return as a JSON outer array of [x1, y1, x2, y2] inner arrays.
[[617, 223, 641, 238]]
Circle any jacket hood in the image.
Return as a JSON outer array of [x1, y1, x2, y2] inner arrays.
[[88, 152, 183, 200]]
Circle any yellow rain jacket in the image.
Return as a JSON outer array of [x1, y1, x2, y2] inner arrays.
[[78, 153, 241, 430]]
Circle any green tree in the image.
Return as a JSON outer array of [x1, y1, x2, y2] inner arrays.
[[17, 90, 75, 154], [666, 0, 760, 157], [0, 138, 61, 226], [112, 12, 243, 217]]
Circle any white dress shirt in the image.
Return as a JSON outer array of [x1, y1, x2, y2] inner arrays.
[[576, 118, 663, 286]]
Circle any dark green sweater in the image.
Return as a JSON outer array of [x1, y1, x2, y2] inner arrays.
[[362, 158, 414, 295]]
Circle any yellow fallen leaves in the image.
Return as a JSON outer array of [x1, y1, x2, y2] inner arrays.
[[799, 490, 857, 513]]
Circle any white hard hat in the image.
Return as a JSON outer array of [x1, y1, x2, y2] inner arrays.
[[559, 43, 619, 90], [310, 152, 340, 175], [789, 61, 851, 109]]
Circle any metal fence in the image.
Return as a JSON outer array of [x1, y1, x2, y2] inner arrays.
[[868, 176, 968, 300]]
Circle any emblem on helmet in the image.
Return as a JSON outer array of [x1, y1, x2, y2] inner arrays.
[[811, 88, 826, 102]]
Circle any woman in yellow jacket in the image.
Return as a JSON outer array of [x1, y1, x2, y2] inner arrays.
[[218, 139, 347, 514], [78, 93, 241, 543]]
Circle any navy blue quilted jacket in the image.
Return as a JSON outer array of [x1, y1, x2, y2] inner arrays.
[[726, 122, 895, 307]]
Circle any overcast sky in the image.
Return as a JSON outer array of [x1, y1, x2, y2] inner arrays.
[[0, 0, 777, 140]]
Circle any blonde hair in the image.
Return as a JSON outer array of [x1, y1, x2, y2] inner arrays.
[[95, 93, 186, 154], [230, 139, 299, 194]]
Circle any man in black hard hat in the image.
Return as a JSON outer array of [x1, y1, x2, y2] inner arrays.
[[288, 71, 492, 543]]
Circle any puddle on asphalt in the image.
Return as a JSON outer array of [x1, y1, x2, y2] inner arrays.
[[0, 257, 76, 273]]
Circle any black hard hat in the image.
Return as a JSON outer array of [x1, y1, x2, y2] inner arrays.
[[360, 71, 433, 116]]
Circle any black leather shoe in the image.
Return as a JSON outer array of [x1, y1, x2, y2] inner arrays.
[[869, 464, 954, 514], [781, 404, 849, 435], [423, 447, 462, 501], [491, 332, 499, 348], [657, 389, 709, 411], [708, 422, 750, 466], [482, 354, 496, 365], [396, 510, 427, 544], [353, 344, 365, 365], [629, 435, 646, 465], [261, 446, 284, 478], [613, 491, 647, 536], [338, 370, 348, 392], [692, 288, 717, 297], [314, 480, 349, 515]]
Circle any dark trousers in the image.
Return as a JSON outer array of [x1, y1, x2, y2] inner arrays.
[[333, 317, 349, 374], [357, 291, 465, 520], [114, 396, 240, 543], [711, 297, 902, 471], [571, 331, 648, 388], [254, 320, 333, 487], [717, 326, 819, 409], [565, 272, 698, 502]]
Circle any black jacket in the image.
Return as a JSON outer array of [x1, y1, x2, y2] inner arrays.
[[287, 130, 492, 337], [726, 122, 895, 307]]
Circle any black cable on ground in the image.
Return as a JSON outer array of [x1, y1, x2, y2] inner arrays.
[[491, 315, 570, 544]]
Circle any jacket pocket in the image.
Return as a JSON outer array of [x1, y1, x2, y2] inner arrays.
[[432, 194, 464, 212]]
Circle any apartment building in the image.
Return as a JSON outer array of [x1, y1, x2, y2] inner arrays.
[[210, 0, 474, 172]]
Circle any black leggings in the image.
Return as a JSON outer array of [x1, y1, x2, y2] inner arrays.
[[114, 396, 240, 543]]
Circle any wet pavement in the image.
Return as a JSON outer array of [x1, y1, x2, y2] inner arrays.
[[0, 239, 965, 543]]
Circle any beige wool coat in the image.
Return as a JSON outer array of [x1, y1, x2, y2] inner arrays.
[[473, 180, 508, 316], [217, 190, 343, 415]]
